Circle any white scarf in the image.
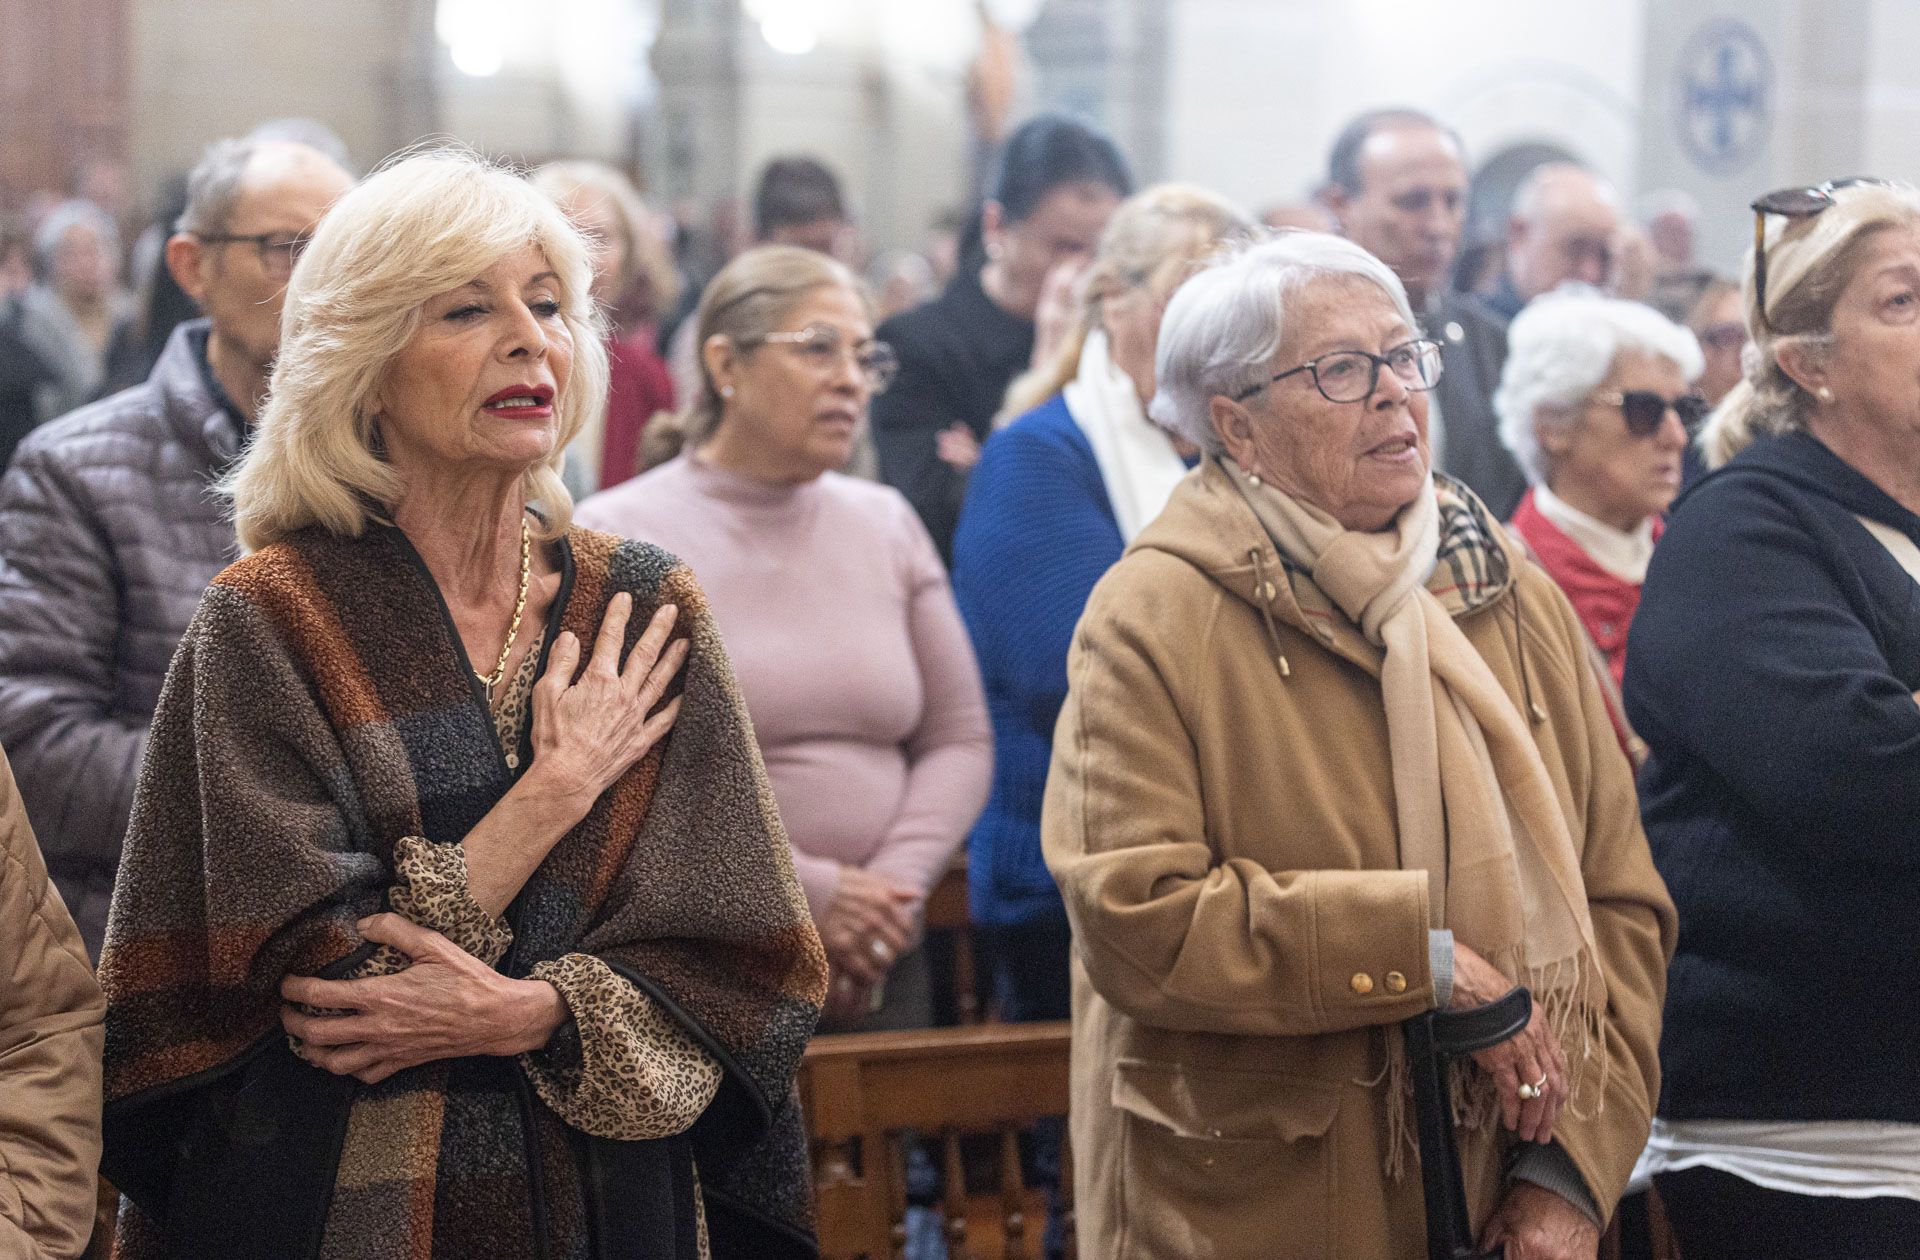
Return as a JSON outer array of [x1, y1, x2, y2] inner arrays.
[[1062, 330, 1188, 542], [1533, 483, 1655, 584]]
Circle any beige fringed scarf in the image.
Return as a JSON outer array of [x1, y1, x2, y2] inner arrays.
[[1230, 459, 1609, 1175]]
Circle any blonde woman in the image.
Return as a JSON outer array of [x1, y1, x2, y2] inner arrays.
[[578, 246, 991, 1033], [97, 150, 826, 1260], [1626, 180, 1920, 1256], [949, 185, 1249, 1017], [532, 160, 682, 493]]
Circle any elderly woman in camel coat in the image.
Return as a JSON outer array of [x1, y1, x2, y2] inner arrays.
[[1042, 232, 1675, 1260]]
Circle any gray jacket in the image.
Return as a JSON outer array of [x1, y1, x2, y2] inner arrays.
[[0, 319, 241, 955]]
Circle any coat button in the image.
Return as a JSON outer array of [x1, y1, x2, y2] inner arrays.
[[1350, 972, 1374, 995], [1384, 971, 1408, 994], [505, 752, 520, 769]]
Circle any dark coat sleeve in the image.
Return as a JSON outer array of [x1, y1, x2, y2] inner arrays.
[[870, 317, 972, 561], [1625, 474, 1920, 865]]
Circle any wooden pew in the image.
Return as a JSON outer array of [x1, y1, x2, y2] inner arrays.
[[800, 1021, 1072, 1260]]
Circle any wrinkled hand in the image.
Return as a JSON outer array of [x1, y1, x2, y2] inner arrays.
[[1480, 1181, 1600, 1260], [935, 423, 982, 473], [821, 867, 917, 986], [279, 913, 567, 1084], [530, 592, 688, 808], [1452, 941, 1568, 1144]]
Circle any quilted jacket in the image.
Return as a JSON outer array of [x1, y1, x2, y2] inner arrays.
[[0, 319, 242, 955]]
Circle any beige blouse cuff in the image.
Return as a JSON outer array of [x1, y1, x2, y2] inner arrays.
[[521, 952, 724, 1141]]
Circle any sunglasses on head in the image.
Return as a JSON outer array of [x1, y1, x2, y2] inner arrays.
[[1750, 177, 1894, 333], [1594, 390, 1709, 438]]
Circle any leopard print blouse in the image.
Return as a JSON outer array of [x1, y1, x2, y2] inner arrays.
[[344, 625, 722, 1253]]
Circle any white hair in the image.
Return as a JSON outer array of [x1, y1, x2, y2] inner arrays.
[[1511, 162, 1619, 226], [1495, 290, 1704, 485], [1148, 230, 1417, 454]]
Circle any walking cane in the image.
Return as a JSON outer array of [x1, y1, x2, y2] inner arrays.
[[1401, 987, 1534, 1260]]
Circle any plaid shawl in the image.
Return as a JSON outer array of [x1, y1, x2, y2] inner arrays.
[[99, 524, 827, 1260]]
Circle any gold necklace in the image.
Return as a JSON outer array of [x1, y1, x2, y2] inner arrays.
[[476, 516, 532, 701]]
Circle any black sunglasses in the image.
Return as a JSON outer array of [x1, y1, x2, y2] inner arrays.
[[1750, 178, 1891, 333], [1594, 389, 1709, 438]]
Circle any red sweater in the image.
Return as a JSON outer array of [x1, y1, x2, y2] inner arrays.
[[1509, 489, 1659, 686], [600, 329, 675, 491], [1509, 489, 1659, 762]]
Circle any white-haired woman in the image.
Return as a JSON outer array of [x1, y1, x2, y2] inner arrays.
[[1042, 231, 1674, 1258], [533, 160, 682, 494], [1495, 291, 1705, 762], [579, 245, 991, 1034], [1625, 181, 1920, 1257], [96, 150, 826, 1260], [13, 199, 134, 422]]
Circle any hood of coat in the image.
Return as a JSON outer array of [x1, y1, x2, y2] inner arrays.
[[1682, 428, 1920, 541], [1131, 455, 1522, 641]]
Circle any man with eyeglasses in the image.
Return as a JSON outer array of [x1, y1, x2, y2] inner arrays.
[[1322, 108, 1527, 518], [0, 135, 353, 956], [1485, 163, 1624, 324]]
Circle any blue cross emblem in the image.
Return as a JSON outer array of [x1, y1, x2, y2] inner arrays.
[[1676, 19, 1773, 174]]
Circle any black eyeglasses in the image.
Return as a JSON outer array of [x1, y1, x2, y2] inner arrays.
[[1593, 389, 1710, 438], [193, 231, 309, 281], [1750, 178, 1890, 333], [1232, 338, 1443, 405]]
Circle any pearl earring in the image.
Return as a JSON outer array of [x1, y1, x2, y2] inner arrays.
[[1818, 386, 1834, 401], [721, 385, 735, 399]]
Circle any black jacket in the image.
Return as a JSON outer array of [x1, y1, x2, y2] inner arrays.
[[1426, 290, 1525, 520], [1624, 430, 1920, 1124], [870, 268, 1033, 564], [0, 319, 242, 955]]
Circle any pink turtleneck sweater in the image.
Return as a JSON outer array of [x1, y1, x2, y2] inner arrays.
[[577, 455, 992, 923]]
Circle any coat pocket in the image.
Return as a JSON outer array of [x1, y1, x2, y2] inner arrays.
[[1111, 1058, 1342, 1260]]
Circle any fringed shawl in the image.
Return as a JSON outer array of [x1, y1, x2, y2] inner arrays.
[[99, 524, 828, 1259]]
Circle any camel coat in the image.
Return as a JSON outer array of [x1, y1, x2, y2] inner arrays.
[[0, 746, 105, 1259], [1042, 459, 1675, 1259]]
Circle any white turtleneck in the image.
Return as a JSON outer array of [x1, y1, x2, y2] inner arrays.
[[1533, 482, 1656, 584]]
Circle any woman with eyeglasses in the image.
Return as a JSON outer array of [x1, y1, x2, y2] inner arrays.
[[579, 245, 991, 1032], [1495, 291, 1705, 764], [1625, 180, 1920, 1257], [1045, 231, 1674, 1259]]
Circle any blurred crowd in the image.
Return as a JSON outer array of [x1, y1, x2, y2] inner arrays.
[[11, 72, 1920, 1260]]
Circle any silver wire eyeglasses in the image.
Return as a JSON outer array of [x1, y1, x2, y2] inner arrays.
[[755, 323, 899, 393], [1231, 338, 1444, 405]]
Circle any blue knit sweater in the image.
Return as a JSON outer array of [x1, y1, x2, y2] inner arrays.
[[952, 394, 1125, 928]]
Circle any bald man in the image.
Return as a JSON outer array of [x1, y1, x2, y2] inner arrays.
[[0, 136, 354, 954], [1485, 162, 1624, 322], [1323, 108, 1526, 517]]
